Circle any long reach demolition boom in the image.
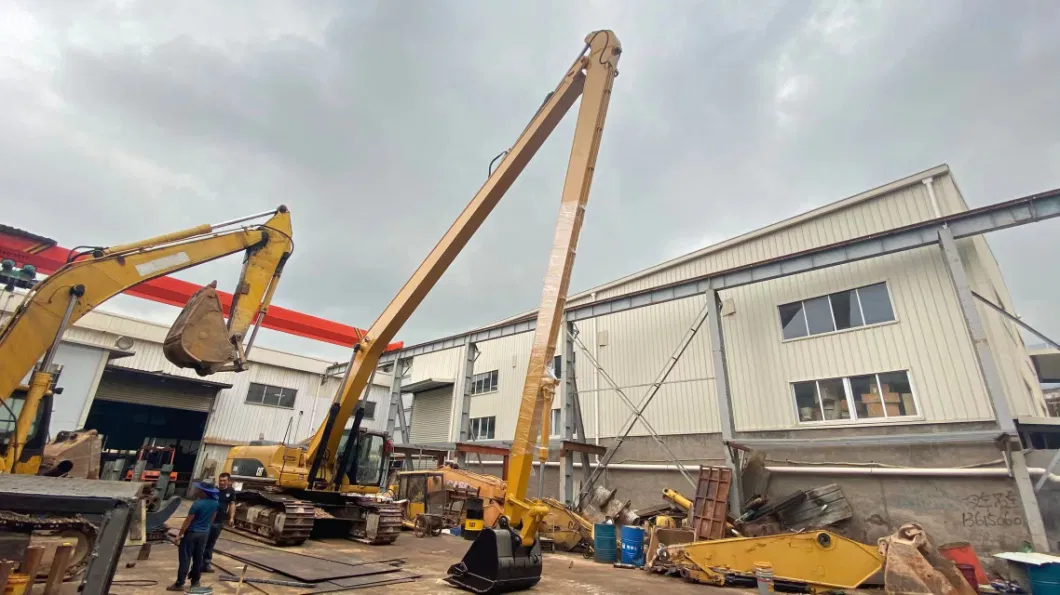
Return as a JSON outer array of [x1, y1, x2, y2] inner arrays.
[[301, 31, 622, 502], [444, 30, 622, 594]]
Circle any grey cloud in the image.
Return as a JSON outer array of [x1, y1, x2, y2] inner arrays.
[[3, 0, 1059, 353]]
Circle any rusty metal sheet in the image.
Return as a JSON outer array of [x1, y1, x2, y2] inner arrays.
[[214, 538, 400, 583], [691, 465, 732, 541]]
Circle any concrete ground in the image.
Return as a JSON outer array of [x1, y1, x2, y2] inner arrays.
[[109, 506, 741, 594]]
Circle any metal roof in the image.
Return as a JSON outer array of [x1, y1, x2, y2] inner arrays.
[[402, 378, 454, 394], [105, 364, 233, 389], [0, 224, 56, 247]]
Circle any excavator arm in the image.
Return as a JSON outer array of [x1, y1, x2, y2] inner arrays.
[[0, 207, 293, 472], [444, 30, 621, 594], [302, 31, 622, 497]]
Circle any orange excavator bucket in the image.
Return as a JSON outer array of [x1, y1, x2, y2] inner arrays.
[[163, 282, 238, 376]]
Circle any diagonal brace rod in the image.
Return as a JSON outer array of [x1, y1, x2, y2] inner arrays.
[[972, 291, 1060, 351], [575, 300, 712, 503]]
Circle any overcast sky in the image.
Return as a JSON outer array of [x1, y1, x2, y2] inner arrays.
[[2, 1, 1058, 363]]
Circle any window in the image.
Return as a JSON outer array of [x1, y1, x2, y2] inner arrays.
[[245, 383, 298, 409], [550, 409, 561, 437], [470, 416, 496, 440], [470, 370, 499, 395], [551, 355, 562, 379], [361, 401, 377, 420], [792, 370, 917, 424], [779, 282, 895, 340]]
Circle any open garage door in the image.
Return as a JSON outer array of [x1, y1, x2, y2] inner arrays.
[[86, 366, 232, 491]]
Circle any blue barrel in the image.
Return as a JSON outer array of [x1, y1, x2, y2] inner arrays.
[[1028, 562, 1060, 594], [619, 525, 645, 567], [593, 523, 617, 563]]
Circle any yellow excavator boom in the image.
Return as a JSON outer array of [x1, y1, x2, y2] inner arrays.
[[0, 207, 293, 473]]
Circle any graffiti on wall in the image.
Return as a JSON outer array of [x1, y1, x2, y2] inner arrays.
[[959, 490, 1023, 527]]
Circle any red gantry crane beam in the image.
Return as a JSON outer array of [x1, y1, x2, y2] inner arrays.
[[0, 225, 403, 351]]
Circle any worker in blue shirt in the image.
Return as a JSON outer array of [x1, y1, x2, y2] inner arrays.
[[168, 481, 219, 591]]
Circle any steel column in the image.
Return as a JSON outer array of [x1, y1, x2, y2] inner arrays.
[[560, 319, 576, 503], [456, 343, 478, 465], [385, 359, 410, 444], [707, 289, 741, 516], [939, 226, 1048, 551]]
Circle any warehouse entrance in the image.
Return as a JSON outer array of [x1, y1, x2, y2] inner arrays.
[[83, 366, 229, 493]]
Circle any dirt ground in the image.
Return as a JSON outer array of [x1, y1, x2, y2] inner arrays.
[[109, 508, 741, 595]]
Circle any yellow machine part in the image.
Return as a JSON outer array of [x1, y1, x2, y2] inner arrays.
[[163, 283, 237, 373], [668, 530, 882, 591], [537, 497, 594, 552]]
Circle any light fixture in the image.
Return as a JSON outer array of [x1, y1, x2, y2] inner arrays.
[[115, 336, 134, 350]]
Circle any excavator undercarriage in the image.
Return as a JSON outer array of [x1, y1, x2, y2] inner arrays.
[[227, 489, 402, 547]]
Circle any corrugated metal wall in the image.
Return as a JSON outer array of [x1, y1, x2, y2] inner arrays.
[[404, 170, 1046, 441]]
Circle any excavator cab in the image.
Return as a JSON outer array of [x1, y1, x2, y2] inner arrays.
[[163, 282, 239, 376], [445, 516, 543, 594]]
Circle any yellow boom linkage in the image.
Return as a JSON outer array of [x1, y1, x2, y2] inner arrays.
[[445, 30, 621, 594], [0, 207, 293, 474]]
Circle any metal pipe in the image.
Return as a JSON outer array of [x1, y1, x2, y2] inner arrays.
[[467, 460, 1060, 483], [40, 285, 83, 372], [923, 177, 942, 218], [211, 208, 283, 230]]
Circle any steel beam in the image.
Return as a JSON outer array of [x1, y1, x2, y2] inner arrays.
[[939, 226, 1049, 551], [455, 343, 478, 465], [707, 289, 741, 515], [973, 291, 1060, 351], [379, 187, 1060, 364]]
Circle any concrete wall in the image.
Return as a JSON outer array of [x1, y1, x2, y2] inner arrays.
[[489, 425, 1046, 572]]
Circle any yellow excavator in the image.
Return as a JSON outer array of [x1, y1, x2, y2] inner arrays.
[[444, 30, 620, 593], [0, 206, 293, 581], [220, 30, 621, 563], [0, 206, 294, 476]]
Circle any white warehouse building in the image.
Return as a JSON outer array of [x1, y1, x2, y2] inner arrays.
[[381, 164, 1060, 554], [0, 302, 402, 492], [394, 164, 1046, 445]]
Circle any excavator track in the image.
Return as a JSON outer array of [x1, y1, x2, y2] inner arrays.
[[231, 491, 316, 546], [345, 497, 402, 545], [231, 489, 403, 547], [0, 511, 98, 579]]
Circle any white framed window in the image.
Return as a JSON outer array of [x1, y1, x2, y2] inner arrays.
[[778, 282, 895, 340], [550, 409, 561, 437], [470, 370, 499, 395], [792, 370, 918, 424], [470, 416, 496, 440], [246, 383, 298, 409]]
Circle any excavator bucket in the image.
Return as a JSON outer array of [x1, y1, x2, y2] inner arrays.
[[163, 282, 237, 375], [445, 524, 542, 594]]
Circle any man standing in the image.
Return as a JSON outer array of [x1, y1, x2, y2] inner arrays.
[[202, 472, 236, 573], [167, 481, 219, 592]]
